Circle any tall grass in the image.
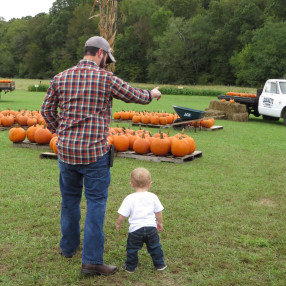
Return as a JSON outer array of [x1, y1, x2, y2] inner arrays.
[[0, 88, 285, 285]]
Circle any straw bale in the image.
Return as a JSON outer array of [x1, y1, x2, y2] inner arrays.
[[232, 113, 249, 122], [209, 100, 221, 110], [207, 100, 248, 121], [204, 109, 226, 119]]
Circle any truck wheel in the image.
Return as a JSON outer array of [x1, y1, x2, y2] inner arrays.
[[283, 113, 286, 126]]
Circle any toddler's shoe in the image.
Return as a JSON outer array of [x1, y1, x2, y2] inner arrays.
[[121, 263, 135, 274], [157, 265, 167, 271]]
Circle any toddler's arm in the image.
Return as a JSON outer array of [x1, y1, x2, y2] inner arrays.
[[116, 214, 126, 231], [155, 211, 163, 231]]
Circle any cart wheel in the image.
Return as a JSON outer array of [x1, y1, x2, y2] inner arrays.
[[173, 119, 187, 130]]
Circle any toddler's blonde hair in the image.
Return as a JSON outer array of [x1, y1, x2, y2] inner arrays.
[[131, 167, 151, 188]]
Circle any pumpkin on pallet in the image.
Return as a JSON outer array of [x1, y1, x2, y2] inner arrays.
[[34, 125, 52, 144], [133, 133, 150, 154], [150, 133, 171, 156], [8, 125, 26, 143]]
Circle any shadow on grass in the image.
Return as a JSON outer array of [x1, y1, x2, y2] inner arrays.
[[248, 117, 283, 126]]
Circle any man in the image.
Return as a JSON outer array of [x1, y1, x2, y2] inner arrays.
[[41, 36, 161, 276]]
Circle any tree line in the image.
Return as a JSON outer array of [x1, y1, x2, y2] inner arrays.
[[0, 0, 285, 87]]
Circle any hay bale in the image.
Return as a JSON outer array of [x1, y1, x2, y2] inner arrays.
[[232, 113, 249, 122], [204, 109, 226, 119], [207, 100, 248, 121]]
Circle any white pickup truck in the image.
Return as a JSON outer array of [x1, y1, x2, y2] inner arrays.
[[218, 79, 286, 125]]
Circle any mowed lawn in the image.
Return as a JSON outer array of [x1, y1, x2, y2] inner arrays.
[[0, 85, 285, 286]]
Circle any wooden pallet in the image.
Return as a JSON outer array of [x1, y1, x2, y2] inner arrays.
[[13, 140, 50, 150], [39, 150, 202, 163], [115, 150, 202, 163], [1, 124, 29, 131], [187, 125, 223, 131], [112, 119, 132, 123], [40, 152, 58, 159]]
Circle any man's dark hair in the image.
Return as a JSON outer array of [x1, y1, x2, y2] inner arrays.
[[84, 46, 100, 56], [84, 46, 107, 57]]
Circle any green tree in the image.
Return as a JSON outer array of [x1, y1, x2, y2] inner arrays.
[[0, 43, 17, 77], [64, 4, 99, 67], [207, 0, 264, 84], [230, 21, 286, 86], [164, 0, 203, 19], [148, 15, 212, 84], [115, 0, 159, 82], [22, 14, 51, 78]]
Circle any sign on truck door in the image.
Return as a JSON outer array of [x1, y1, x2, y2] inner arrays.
[[258, 80, 284, 118]]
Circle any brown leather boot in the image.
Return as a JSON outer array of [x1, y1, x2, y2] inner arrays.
[[81, 263, 118, 276]]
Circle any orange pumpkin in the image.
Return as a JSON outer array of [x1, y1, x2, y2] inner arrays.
[[8, 125, 26, 143], [133, 133, 150, 154], [132, 114, 141, 123], [27, 123, 41, 142], [113, 133, 129, 152], [141, 113, 151, 124], [34, 125, 52, 144], [113, 112, 121, 119], [171, 136, 189, 157], [128, 131, 139, 150], [159, 116, 167, 125], [150, 133, 171, 156], [17, 113, 28, 126], [150, 114, 160, 125], [52, 138, 58, 154], [1, 114, 14, 127]]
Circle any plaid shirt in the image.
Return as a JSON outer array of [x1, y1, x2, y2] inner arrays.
[[41, 60, 151, 165]]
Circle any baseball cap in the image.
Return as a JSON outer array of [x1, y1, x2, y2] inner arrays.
[[85, 36, 116, 64]]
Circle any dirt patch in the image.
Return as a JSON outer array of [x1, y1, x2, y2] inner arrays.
[[258, 198, 276, 207]]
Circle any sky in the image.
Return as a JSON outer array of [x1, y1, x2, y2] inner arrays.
[[0, 0, 56, 21]]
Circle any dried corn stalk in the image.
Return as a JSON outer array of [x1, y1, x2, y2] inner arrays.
[[90, 0, 117, 71]]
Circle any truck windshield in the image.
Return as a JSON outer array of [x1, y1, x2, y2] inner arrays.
[[279, 82, 286, 94]]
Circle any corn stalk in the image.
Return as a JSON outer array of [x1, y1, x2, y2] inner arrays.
[[89, 0, 117, 71]]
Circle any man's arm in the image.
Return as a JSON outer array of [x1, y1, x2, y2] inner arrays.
[[41, 83, 59, 134], [110, 76, 162, 105]]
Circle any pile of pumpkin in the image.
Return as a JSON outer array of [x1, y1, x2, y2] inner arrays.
[[221, 99, 235, 103], [0, 79, 13, 83], [108, 126, 196, 157], [0, 109, 46, 127], [187, 118, 215, 128], [113, 110, 180, 125], [8, 123, 58, 151], [8, 125, 196, 158], [226, 92, 256, 98]]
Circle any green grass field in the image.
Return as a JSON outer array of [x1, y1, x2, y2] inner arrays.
[[0, 84, 285, 286]]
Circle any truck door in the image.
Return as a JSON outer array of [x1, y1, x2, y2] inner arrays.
[[258, 81, 281, 117]]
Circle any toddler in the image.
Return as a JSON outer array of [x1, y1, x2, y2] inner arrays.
[[116, 167, 167, 273]]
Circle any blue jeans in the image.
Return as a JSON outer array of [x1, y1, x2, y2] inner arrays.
[[58, 152, 110, 264], [125, 227, 165, 271]]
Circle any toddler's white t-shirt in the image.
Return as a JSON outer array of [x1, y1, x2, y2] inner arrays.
[[118, 191, 164, 233]]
